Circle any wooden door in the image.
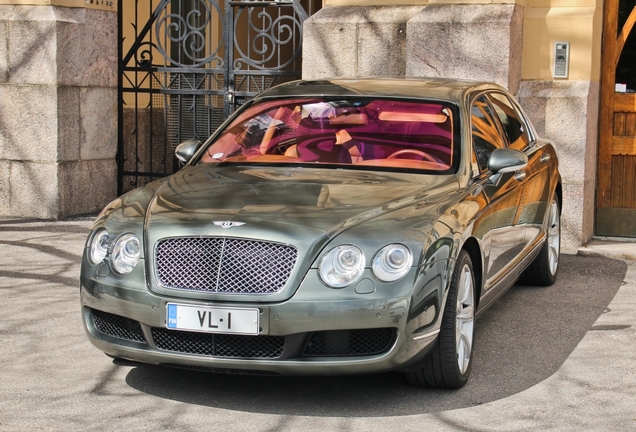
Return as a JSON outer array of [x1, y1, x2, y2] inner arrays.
[[598, 0, 636, 236]]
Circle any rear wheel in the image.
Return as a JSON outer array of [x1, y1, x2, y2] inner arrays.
[[518, 197, 561, 286], [406, 250, 475, 388]]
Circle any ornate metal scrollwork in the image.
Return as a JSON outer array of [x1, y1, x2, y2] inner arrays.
[[232, 6, 303, 71], [134, 41, 157, 68], [154, 0, 225, 68]]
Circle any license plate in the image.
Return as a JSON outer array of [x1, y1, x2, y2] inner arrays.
[[166, 303, 259, 335]]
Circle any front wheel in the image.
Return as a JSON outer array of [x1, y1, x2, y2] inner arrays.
[[406, 250, 476, 388], [518, 197, 561, 286]]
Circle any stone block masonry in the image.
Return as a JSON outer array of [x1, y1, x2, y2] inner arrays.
[[0, 5, 117, 219]]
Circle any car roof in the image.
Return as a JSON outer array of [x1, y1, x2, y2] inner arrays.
[[255, 77, 504, 104]]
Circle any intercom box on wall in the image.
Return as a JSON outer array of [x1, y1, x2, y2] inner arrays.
[[553, 42, 570, 79]]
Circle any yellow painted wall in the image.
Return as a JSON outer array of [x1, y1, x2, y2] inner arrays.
[[523, 1, 602, 81]]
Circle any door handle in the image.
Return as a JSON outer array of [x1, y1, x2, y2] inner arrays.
[[540, 153, 551, 163], [514, 171, 527, 181]]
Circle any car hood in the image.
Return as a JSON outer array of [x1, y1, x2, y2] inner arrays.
[[133, 164, 460, 302], [145, 164, 459, 241]]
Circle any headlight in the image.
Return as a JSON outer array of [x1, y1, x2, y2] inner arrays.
[[319, 245, 365, 288], [89, 229, 109, 265], [111, 233, 141, 274], [372, 244, 413, 282]]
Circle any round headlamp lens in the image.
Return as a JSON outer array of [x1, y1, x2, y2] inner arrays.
[[319, 245, 365, 288], [387, 247, 407, 268], [89, 229, 109, 265], [111, 233, 141, 274], [337, 248, 360, 270], [372, 244, 413, 282], [125, 238, 140, 256]]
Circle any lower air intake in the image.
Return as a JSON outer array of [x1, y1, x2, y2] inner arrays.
[[303, 328, 396, 356], [91, 309, 146, 343]]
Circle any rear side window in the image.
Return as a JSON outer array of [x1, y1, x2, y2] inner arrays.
[[471, 96, 505, 172], [487, 93, 530, 151]]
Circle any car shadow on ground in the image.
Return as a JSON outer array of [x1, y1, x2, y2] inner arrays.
[[124, 255, 627, 417]]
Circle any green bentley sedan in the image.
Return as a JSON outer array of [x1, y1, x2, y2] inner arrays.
[[81, 78, 561, 388]]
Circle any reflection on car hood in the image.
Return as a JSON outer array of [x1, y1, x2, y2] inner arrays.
[[145, 165, 459, 239]]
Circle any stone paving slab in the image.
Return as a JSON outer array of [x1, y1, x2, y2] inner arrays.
[[579, 239, 636, 261]]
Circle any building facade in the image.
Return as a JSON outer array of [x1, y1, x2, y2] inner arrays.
[[0, 0, 634, 252]]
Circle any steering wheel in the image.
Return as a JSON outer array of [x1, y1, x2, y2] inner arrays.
[[387, 149, 437, 162]]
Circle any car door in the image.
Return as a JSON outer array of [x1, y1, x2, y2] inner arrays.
[[469, 94, 527, 288], [486, 92, 552, 252]]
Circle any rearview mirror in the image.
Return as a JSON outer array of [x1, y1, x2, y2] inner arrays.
[[175, 139, 202, 165]]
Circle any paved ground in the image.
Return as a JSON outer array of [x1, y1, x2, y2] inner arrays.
[[0, 218, 634, 431]]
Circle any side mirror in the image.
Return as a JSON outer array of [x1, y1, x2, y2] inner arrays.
[[175, 139, 202, 165], [488, 148, 528, 174]]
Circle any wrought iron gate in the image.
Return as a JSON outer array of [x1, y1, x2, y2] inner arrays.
[[118, 0, 318, 194]]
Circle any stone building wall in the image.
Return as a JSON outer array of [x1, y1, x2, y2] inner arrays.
[[0, 5, 117, 219]]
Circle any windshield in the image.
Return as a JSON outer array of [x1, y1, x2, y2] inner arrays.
[[198, 97, 458, 172]]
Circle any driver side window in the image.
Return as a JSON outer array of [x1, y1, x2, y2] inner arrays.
[[471, 96, 505, 173], [487, 93, 530, 151]]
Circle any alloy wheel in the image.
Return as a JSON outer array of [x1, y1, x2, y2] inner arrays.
[[547, 200, 560, 276], [455, 263, 475, 375]]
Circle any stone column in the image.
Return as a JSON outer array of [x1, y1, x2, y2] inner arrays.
[[405, 4, 523, 94], [303, 4, 523, 89], [517, 81, 599, 251], [303, 6, 425, 79], [0, 4, 117, 219]]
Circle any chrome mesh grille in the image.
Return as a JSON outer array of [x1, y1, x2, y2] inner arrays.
[[155, 237, 297, 294]]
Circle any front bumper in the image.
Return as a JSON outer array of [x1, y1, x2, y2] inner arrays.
[[80, 261, 445, 376]]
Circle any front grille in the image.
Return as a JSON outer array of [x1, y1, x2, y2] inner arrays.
[[91, 309, 146, 343], [152, 328, 285, 358], [155, 237, 297, 294], [303, 328, 396, 357]]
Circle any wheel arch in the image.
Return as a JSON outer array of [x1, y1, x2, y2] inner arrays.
[[555, 181, 563, 213], [460, 237, 483, 310]]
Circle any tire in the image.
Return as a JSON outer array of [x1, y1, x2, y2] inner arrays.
[[406, 250, 476, 389], [518, 197, 561, 286]]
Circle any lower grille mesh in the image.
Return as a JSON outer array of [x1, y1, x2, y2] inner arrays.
[[152, 328, 285, 359], [91, 309, 146, 343], [303, 328, 396, 356], [161, 364, 279, 376]]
